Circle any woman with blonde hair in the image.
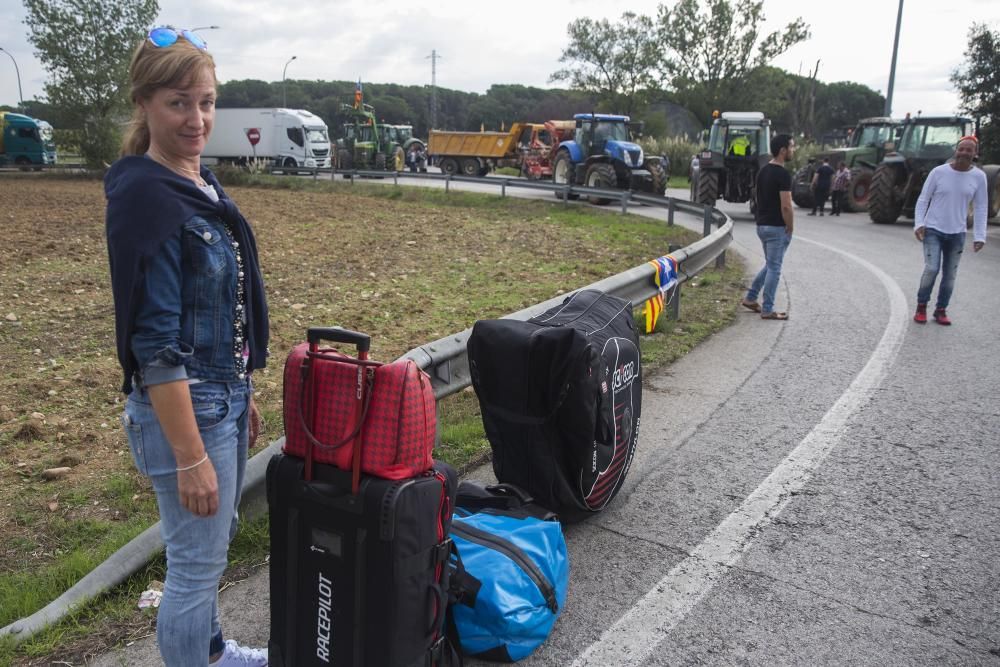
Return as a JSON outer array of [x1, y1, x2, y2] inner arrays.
[[105, 27, 269, 666]]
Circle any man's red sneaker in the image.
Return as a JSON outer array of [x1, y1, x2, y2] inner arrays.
[[913, 303, 927, 324], [933, 308, 951, 325]]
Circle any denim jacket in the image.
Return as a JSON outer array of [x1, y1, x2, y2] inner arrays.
[[131, 214, 242, 388]]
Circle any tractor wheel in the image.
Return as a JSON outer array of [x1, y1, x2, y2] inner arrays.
[[461, 158, 480, 176], [439, 157, 459, 176], [868, 164, 903, 224], [845, 168, 874, 212], [645, 159, 668, 196], [552, 151, 579, 200], [337, 148, 352, 171], [375, 153, 387, 171], [585, 163, 616, 205], [792, 166, 815, 209], [388, 146, 405, 171], [982, 164, 1000, 219], [696, 169, 719, 206]]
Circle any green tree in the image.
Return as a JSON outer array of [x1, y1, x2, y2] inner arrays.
[[550, 11, 660, 115], [656, 0, 809, 123], [951, 22, 1000, 162], [815, 81, 884, 136], [22, 0, 158, 167]]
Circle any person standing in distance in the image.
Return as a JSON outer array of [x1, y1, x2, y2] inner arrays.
[[830, 161, 851, 216], [105, 27, 270, 666], [913, 136, 987, 325], [741, 133, 795, 320], [809, 156, 834, 216]]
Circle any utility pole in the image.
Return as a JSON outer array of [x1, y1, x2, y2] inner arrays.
[[884, 0, 904, 116], [426, 50, 441, 130]]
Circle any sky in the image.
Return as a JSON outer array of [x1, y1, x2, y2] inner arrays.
[[1, 0, 999, 123]]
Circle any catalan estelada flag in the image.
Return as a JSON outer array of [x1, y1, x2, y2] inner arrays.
[[644, 255, 678, 333]]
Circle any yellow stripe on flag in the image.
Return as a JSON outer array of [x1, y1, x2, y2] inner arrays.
[[644, 293, 664, 334]]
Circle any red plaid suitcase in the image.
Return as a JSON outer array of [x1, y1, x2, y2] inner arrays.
[[282, 327, 435, 485]]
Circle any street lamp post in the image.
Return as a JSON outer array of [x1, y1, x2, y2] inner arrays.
[[0, 47, 24, 111], [282, 56, 297, 108]]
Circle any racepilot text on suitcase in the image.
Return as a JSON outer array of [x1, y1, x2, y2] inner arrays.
[[467, 289, 642, 522]]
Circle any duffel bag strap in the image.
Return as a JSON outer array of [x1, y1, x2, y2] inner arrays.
[[298, 359, 375, 481]]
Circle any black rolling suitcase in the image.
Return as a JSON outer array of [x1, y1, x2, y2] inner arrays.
[[467, 289, 641, 522], [267, 453, 457, 666]]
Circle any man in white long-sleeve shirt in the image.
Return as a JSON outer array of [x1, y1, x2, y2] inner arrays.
[[913, 136, 987, 325]]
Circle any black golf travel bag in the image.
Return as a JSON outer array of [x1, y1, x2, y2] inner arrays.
[[467, 289, 641, 522], [267, 453, 457, 666]]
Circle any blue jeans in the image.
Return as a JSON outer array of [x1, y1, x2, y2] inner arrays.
[[746, 224, 792, 314], [917, 228, 965, 309], [122, 380, 251, 666]]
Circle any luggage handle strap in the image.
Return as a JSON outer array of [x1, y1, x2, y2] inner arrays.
[[298, 355, 375, 486]]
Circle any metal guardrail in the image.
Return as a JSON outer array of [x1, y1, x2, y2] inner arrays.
[[0, 164, 732, 646]]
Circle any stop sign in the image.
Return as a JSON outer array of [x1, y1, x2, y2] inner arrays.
[[246, 128, 261, 146]]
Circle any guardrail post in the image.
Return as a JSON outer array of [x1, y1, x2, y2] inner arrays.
[[393, 171, 398, 186], [620, 191, 631, 215], [715, 215, 726, 269], [446, 174, 451, 194], [563, 186, 570, 207], [703, 205, 712, 237], [668, 243, 681, 321], [501, 180, 507, 198], [313, 168, 318, 181], [667, 198, 675, 226]]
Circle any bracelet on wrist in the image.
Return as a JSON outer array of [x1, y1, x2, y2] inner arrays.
[[176, 454, 209, 472]]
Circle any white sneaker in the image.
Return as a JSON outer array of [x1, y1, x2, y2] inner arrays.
[[210, 639, 268, 666]]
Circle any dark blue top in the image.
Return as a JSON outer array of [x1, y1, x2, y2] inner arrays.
[[105, 157, 269, 394], [815, 163, 835, 190]]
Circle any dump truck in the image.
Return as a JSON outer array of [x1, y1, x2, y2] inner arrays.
[[689, 111, 771, 213], [792, 117, 901, 212], [0, 111, 57, 167], [428, 122, 560, 178], [868, 115, 1000, 223], [201, 108, 331, 169]]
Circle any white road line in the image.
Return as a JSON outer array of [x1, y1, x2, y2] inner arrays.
[[573, 237, 909, 666]]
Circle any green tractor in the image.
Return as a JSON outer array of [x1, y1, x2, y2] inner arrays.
[[378, 124, 424, 171], [334, 103, 418, 174], [689, 111, 771, 214], [792, 117, 901, 212], [868, 115, 1000, 224]]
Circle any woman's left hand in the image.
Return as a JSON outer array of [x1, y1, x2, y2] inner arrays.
[[248, 397, 263, 448]]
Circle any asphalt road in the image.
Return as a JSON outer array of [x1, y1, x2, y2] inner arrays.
[[94, 178, 1000, 666]]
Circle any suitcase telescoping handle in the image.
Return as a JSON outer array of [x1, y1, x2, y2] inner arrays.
[[307, 327, 371, 357]]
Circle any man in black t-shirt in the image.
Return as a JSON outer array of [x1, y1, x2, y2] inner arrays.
[[741, 133, 795, 320], [809, 157, 835, 216]]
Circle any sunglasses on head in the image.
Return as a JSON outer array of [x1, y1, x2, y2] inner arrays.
[[148, 26, 208, 50]]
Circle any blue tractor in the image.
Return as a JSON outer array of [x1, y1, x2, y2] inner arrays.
[[551, 114, 668, 204]]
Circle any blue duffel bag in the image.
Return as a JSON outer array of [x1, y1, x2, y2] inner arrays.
[[447, 482, 569, 662]]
